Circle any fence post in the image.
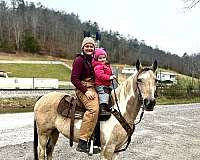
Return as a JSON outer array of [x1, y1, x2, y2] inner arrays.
[[33, 76, 35, 89]]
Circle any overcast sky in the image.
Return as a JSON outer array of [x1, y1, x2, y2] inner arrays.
[[5, 0, 200, 56]]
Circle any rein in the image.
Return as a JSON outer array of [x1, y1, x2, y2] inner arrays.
[[111, 71, 146, 153], [111, 68, 150, 153]]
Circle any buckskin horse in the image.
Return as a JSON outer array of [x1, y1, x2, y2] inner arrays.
[[33, 60, 157, 160]]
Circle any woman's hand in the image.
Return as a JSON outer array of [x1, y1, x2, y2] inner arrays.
[[85, 90, 95, 100], [110, 75, 116, 80]]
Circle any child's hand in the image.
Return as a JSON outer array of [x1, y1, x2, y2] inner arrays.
[[110, 75, 116, 80]]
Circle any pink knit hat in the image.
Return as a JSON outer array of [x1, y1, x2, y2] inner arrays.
[[94, 48, 107, 60]]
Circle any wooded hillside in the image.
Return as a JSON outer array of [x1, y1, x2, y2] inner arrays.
[[0, 0, 199, 78]]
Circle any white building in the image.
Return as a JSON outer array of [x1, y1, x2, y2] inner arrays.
[[122, 67, 137, 74], [122, 67, 177, 84], [157, 71, 177, 84]]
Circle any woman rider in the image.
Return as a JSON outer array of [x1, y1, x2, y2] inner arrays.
[[71, 37, 99, 153]]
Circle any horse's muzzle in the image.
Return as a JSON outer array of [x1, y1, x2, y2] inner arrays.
[[143, 98, 156, 111]]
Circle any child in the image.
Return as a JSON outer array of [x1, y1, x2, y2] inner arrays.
[[92, 48, 116, 116]]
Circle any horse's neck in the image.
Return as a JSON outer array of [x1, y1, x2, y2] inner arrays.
[[113, 75, 140, 121]]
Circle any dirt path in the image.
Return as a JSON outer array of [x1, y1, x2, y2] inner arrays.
[[0, 103, 200, 160]]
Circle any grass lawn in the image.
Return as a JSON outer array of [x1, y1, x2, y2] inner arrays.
[[157, 96, 200, 105], [0, 52, 73, 81], [0, 63, 71, 81]]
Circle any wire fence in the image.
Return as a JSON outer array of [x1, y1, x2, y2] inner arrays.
[[0, 89, 75, 98], [1, 85, 200, 99], [156, 87, 200, 98]]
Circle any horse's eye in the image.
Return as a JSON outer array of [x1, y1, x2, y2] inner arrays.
[[137, 79, 142, 83]]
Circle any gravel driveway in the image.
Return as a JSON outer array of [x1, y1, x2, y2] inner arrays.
[[0, 103, 200, 160]]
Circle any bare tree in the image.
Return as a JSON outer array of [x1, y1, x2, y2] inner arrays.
[[183, 0, 200, 9]]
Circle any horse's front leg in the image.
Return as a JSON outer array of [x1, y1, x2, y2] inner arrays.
[[100, 144, 118, 160], [112, 153, 119, 160]]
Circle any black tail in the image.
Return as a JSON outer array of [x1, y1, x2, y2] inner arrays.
[[34, 119, 39, 160]]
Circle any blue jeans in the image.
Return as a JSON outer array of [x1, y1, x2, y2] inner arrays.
[[96, 85, 112, 104]]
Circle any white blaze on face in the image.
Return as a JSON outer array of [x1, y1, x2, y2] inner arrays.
[[138, 71, 149, 79], [137, 70, 156, 99]]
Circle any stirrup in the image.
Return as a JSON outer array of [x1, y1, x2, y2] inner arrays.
[[76, 146, 89, 153], [76, 140, 89, 153], [93, 146, 101, 154], [100, 109, 111, 116]]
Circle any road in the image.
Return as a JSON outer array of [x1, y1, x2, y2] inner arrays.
[[0, 112, 33, 147], [0, 103, 200, 160]]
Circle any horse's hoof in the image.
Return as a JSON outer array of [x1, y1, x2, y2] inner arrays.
[[76, 140, 89, 153], [76, 147, 89, 153], [93, 146, 101, 154]]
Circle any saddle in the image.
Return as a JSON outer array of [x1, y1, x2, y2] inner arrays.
[[57, 94, 86, 119], [57, 91, 113, 120]]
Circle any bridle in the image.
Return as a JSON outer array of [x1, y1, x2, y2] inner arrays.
[[135, 67, 154, 124]]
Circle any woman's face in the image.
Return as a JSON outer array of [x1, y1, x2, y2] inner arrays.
[[83, 43, 95, 55]]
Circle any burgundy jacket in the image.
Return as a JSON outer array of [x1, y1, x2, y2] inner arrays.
[[71, 53, 94, 93], [92, 60, 112, 87]]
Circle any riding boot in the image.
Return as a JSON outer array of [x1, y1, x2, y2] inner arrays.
[[100, 103, 111, 116], [76, 139, 89, 153]]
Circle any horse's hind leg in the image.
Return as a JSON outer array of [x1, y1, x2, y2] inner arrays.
[[112, 153, 119, 160], [101, 152, 119, 160], [38, 133, 48, 160], [46, 129, 59, 160]]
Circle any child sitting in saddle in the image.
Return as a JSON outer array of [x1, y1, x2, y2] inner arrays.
[[92, 48, 116, 116]]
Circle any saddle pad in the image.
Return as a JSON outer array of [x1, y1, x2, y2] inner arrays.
[[57, 94, 85, 119]]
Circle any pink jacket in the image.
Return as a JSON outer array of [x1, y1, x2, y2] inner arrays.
[[92, 60, 112, 86]]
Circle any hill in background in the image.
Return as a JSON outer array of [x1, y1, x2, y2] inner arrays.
[[0, 0, 199, 79]]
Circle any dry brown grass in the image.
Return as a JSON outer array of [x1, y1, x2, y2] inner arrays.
[[0, 97, 37, 113]]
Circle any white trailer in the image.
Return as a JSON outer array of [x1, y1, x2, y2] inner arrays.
[[0, 77, 59, 89]]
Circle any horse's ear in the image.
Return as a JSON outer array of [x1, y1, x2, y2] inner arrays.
[[136, 60, 141, 71], [152, 60, 157, 72]]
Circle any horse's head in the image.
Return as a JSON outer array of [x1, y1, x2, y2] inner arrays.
[[135, 60, 157, 111]]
